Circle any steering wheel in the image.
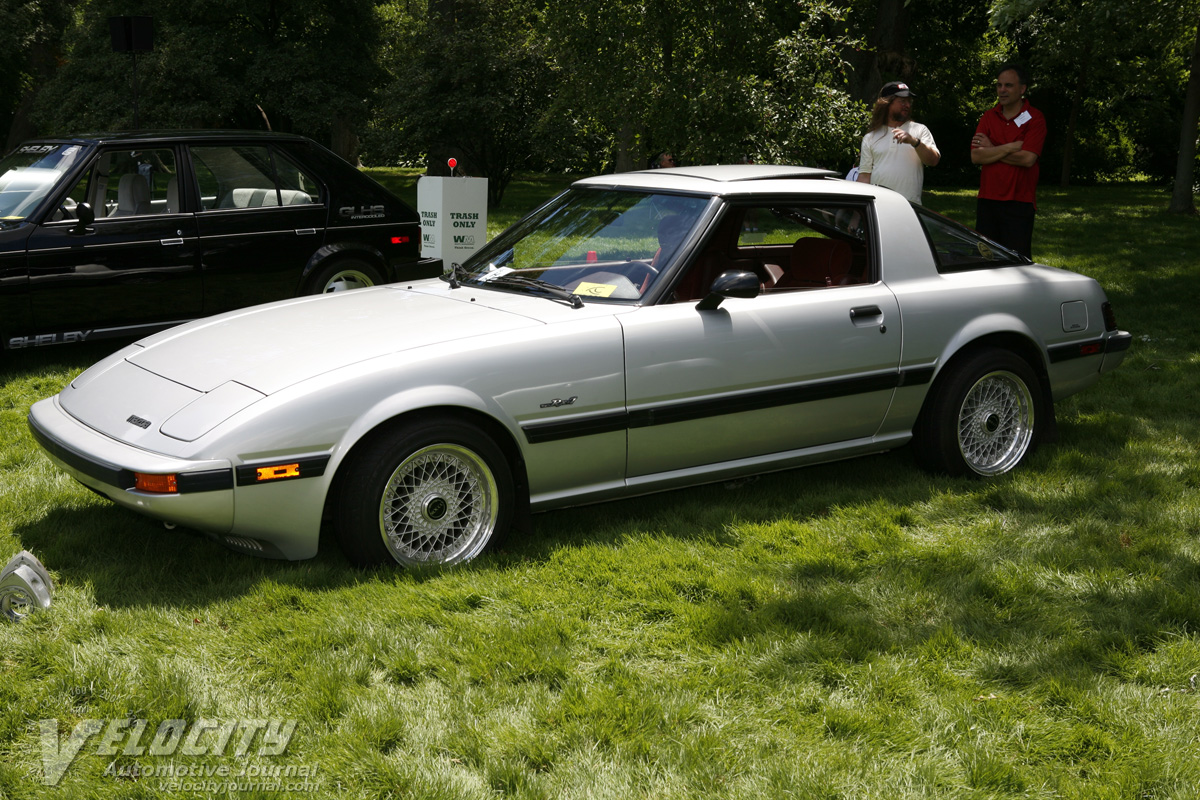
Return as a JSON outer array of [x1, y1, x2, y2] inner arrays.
[[623, 260, 658, 294]]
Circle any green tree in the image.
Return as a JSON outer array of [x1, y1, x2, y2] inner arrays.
[[377, 0, 552, 204], [540, 0, 863, 171], [990, 0, 1197, 187], [27, 0, 384, 160], [3, 0, 77, 150]]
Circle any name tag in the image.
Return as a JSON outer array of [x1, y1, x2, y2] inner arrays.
[[1014, 110, 1032, 127]]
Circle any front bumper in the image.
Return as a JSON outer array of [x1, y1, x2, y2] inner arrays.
[[28, 397, 326, 560], [29, 396, 238, 533]]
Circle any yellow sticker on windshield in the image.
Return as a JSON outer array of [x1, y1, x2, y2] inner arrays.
[[574, 282, 617, 297], [977, 241, 993, 259]]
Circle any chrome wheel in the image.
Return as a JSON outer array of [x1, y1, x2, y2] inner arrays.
[[378, 444, 499, 566], [322, 268, 375, 293], [956, 370, 1035, 476], [912, 348, 1044, 478]]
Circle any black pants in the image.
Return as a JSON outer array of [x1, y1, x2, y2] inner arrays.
[[975, 199, 1035, 259]]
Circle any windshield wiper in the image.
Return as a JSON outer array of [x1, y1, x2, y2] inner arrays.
[[440, 262, 472, 289], [488, 274, 584, 308]]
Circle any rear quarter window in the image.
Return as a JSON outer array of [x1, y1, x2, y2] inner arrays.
[[915, 206, 1029, 272]]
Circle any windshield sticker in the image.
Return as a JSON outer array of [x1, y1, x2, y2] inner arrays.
[[17, 144, 58, 155], [478, 267, 514, 281], [574, 282, 618, 298]]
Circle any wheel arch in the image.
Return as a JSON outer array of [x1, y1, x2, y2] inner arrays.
[[919, 330, 1058, 445], [322, 404, 531, 529], [297, 242, 388, 293]]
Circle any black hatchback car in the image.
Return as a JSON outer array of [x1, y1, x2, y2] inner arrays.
[[0, 131, 437, 350]]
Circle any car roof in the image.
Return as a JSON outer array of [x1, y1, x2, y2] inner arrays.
[[18, 130, 311, 148], [570, 164, 871, 198]]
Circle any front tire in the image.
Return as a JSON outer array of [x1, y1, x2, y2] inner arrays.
[[335, 418, 514, 567], [913, 348, 1041, 477]]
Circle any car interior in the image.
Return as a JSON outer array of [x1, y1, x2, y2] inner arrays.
[[671, 203, 872, 301]]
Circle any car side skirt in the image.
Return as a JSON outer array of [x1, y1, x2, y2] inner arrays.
[[528, 431, 912, 511]]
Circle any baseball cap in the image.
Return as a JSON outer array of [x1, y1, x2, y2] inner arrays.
[[880, 81, 915, 99]]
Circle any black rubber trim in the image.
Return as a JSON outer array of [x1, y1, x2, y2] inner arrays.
[[177, 469, 235, 493], [28, 416, 234, 494], [521, 367, 932, 444], [29, 416, 135, 489], [1047, 332, 1131, 364]]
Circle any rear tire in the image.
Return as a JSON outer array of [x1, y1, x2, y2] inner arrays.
[[335, 417, 514, 567], [306, 258, 384, 295], [913, 348, 1041, 477]]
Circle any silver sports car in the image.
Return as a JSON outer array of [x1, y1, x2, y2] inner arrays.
[[28, 165, 1131, 567]]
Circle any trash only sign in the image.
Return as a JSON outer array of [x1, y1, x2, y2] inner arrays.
[[417, 172, 488, 264]]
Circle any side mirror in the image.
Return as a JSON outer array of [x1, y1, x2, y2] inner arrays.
[[696, 269, 760, 311], [69, 202, 94, 235]]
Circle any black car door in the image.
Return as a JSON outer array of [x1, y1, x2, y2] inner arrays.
[[25, 145, 202, 339], [188, 143, 327, 313]]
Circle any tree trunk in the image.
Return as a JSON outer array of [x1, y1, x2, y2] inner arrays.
[[848, 0, 912, 102], [425, 0, 457, 176], [1060, 75, 1085, 187], [330, 117, 360, 166], [1169, 23, 1200, 215], [614, 122, 638, 173]]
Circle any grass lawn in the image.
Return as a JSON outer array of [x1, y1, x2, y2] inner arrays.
[[1, 179, 1199, 798]]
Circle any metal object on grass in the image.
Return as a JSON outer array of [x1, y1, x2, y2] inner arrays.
[[0, 551, 54, 622]]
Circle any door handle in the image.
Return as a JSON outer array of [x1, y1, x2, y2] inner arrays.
[[160, 238, 184, 246], [849, 305, 882, 320], [294, 228, 317, 236]]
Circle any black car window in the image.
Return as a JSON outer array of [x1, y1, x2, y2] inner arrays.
[[915, 205, 1028, 271], [273, 150, 321, 205], [62, 147, 180, 218], [191, 145, 277, 210], [190, 145, 320, 210]]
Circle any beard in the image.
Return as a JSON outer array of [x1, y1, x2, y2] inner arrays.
[[889, 104, 911, 126]]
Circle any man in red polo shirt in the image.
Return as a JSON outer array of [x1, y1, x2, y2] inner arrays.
[[970, 63, 1046, 259]]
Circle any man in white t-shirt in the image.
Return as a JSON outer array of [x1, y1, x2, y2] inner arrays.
[[856, 81, 940, 204]]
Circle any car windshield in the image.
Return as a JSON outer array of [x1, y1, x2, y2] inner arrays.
[[462, 188, 710, 302], [0, 143, 86, 221]]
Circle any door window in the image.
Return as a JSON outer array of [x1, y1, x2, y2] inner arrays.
[[190, 145, 320, 210], [62, 148, 180, 218]]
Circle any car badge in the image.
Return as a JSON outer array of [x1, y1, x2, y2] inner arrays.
[[539, 396, 578, 409], [126, 414, 152, 429]]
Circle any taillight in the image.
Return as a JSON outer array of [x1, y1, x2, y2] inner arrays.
[[1102, 302, 1118, 332]]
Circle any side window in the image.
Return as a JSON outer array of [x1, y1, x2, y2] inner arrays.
[[190, 145, 278, 210], [190, 145, 321, 210], [64, 148, 180, 218], [916, 206, 1027, 271], [273, 151, 321, 205], [737, 204, 872, 290]]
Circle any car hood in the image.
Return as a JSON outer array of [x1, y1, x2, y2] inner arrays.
[[117, 284, 551, 395]]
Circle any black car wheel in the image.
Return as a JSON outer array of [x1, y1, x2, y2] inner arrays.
[[306, 259, 384, 295], [914, 348, 1041, 477], [335, 417, 514, 567]]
